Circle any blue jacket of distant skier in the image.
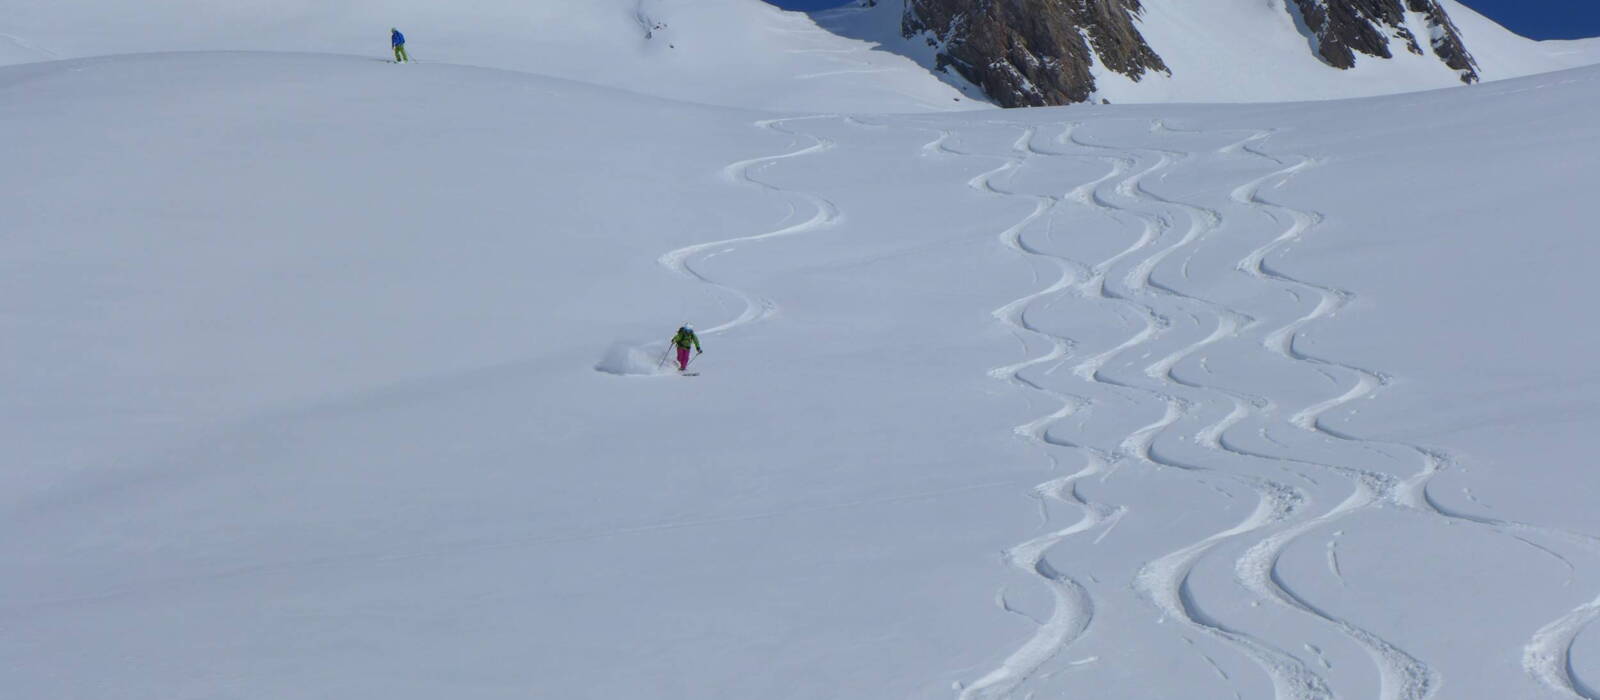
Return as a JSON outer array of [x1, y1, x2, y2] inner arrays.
[[391, 30, 405, 47]]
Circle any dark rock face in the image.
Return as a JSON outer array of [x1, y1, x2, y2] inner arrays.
[[902, 0, 1168, 108], [1292, 0, 1407, 67], [903, 0, 1481, 107], [1291, 0, 1479, 82], [1406, 0, 1479, 81]]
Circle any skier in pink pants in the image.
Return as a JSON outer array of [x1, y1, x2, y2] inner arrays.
[[670, 325, 702, 372]]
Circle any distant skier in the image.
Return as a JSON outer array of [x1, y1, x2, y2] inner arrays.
[[670, 324, 702, 372], [391, 28, 409, 63]]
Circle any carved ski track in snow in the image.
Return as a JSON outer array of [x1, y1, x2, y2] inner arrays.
[[927, 118, 1333, 699], [658, 117, 840, 337], [1062, 123, 1343, 699], [1218, 129, 1446, 700], [1527, 593, 1600, 700], [1407, 467, 1600, 698], [878, 117, 1598, 700], [961, 119, 1472, 700], [1230, 129, 1600, 699], [1403, 462, 1600, 699], [921, 122, 1109, 700], [1225, 128, 1599, 699], [1402, 449, 1600, 699]]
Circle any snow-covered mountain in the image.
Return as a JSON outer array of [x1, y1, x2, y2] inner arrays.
[[828, 0, 1600, 106], [9, 48, 1600, 698], [6, 1, 1600, 699], [0, 0, 978, 113], [4, 0, 1595, 110]]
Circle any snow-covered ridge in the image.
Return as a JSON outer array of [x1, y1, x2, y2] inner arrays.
[[7, 48, 1600, 698], [5, 0, 1597, 111], [822, 0, 1600, 106]]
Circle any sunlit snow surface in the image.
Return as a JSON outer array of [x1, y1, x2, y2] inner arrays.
[[818, 0, 1600, 105], [0, 0, 980, 113], [3, 30, 1599, 700]]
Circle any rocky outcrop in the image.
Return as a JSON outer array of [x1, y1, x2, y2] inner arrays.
[[901, 0, 1482, 107], [1406, 0, 1480, 81], [1291, 0, 1479, 82], [902, 0, 1168, 108]]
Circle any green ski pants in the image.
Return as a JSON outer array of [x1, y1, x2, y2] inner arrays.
[[393, 44, 408, 62]]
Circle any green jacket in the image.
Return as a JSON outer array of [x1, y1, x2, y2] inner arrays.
[[672, 329, 701, 351]]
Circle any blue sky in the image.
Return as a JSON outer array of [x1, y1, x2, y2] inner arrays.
[[762, 1, 1600, 40], [1457, 0, 1600, 39]]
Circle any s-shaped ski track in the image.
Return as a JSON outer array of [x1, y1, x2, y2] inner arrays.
[[658, 116, 841, 338]]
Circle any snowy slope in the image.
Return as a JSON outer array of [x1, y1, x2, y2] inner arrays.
[[6, 46, 1600, 699], [7, 0, 1592, 111], [1442, 0, 1600, 78], [820, 0, 1600, 105], [0, 53, 1028, 700], [0, 0, 978, 113]]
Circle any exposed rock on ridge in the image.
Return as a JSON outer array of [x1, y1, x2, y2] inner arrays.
[[1406, 0, 1480, 81], [1291, 0, 1479, 82], [902, 0, 1168, 108]]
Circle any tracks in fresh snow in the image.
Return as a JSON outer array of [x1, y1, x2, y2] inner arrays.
[[1061, 125, 1345, 699], [1222, 131, 1442, 700], [920, 118, 1487, 699], [686, 113, 1600, 699], [659, 117, 839, 337], [917, 120, 1330, 698], [1230, 130, 1600, 700], [1047, 129, 1336, 700], [926, 124, 1109, 700]]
